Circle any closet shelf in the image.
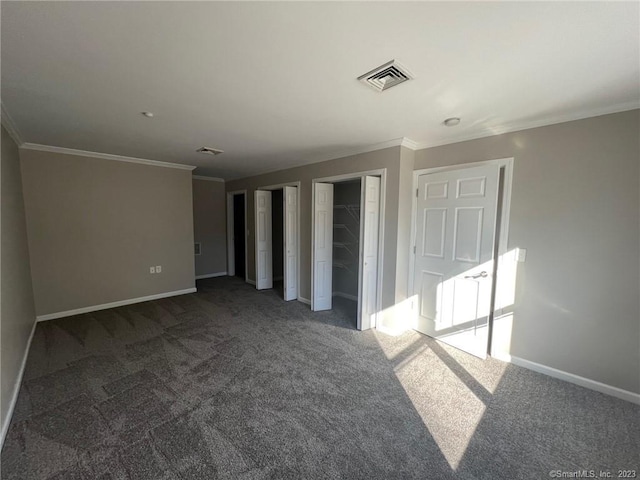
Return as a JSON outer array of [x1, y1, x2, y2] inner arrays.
[[334, 204, 360, 222], [333, 224, 359, 241], [333, 260, 355, 272], [333, 242, 356, 257]]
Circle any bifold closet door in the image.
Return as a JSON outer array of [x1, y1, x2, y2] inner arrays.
[[312, 183, 333, 311], [283, 186, 298, 301], [255, 190, 273, 290], [358, 176, 381, 330]]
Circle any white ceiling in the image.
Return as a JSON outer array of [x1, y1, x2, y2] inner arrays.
[[2, 2, 638, 180]]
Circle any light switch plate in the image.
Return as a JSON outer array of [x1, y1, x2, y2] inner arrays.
[[156, 265, 162, 273], [150, 266, 156, 274], [517, 248, 527, 262]]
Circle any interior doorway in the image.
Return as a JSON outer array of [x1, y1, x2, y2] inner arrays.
[[331, 179, 361, 327], [409, 158, 513, 358], [226, 190, 248, 281], [254, 182, 300, 301], [271, 189, 284, 297], [311, 170, 385, 331]]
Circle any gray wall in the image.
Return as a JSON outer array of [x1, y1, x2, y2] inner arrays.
[[414, 110, 640, 394], [20, 149, 195, 316], [1, 126, 36, 435], [192, 178, 227, 277], [226, 146, 408, 311]]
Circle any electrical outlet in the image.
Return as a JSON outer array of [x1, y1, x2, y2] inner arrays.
[[156, 265, 162, 273], [150, 266, 155, 274]]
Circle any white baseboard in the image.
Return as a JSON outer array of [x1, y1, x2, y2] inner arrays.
[[298, 296, 311, 305], [332, 292, 358, 302], [501, 355, 640, 405], [195, 272, 227, 280], [246, 279, 256, 286], [1, 318, 37, 449], [36, 288, 197, 322]]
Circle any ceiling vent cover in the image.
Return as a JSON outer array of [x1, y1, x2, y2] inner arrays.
[[196, 146, 224, 156], [358, 60, 413, 92]]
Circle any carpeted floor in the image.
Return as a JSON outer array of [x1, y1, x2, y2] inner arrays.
[[1, 276, 638, 479]]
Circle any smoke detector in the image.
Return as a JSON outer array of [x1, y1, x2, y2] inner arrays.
[[358, 60, 413, 92], [196, 146, 224, 156]]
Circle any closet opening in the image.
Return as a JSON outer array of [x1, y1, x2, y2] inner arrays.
[[312, 171, 384, 331], [331, 179, 361, 327], [254, 183, 300, 301], [226, 190, 248, 281]]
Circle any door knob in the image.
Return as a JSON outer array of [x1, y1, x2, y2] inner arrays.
[[464, 271, 488, 279]]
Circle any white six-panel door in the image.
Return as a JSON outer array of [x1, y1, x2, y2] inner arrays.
[[255, 190, 273, 290], [358, 176, 381, 330], [312, 183, 334, 311], [283, 186, 298, 301], [413, 164, 499, 358]]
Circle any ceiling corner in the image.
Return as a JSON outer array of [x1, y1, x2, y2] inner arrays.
[[1, 102, 24, 146]]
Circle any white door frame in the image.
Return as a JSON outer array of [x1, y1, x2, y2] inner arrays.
[[409, 158, 514, 351], [256, 181, 302, 301], [226, 189, 249, 282], [311, 168, 387, 327]]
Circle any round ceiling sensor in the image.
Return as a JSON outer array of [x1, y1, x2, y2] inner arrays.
[[141, 111, 154, 118], [443, 117, 461, 127]]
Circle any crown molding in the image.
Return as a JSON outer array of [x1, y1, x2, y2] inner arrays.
[[413, 101, 640, 151], [193, 175, 225, 182], [20, 143, 196, 171], [1, 103, 24, 146], [334, 136, 418, 158], [399, 137, 418, 150], [229, 136, 418, 182], [300, 137, 418, 166]]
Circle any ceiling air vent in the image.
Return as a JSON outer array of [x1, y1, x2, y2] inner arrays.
[[358, 60, 413, 92], [196, 146, 224, 156]]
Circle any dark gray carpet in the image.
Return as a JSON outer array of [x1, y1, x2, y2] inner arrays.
[[2, 276, 638, 479]]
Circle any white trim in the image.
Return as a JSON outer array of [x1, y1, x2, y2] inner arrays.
[[314, 168, 387, 184], [195, 272, 227, 280], [298, 296, 311, 305], [497, 355, 640, 405], [1, 103, 24, 146], [305, 137, 417, 162], [193, 175, 225, 182], [413, 101, 639, 151], [400, 138, 419, 150], [0, 318, 37, 449], [255, 181, 301, 191], [36, 288, 197, 321], [332, 292, 358, 302], [20, 143, 196, 171], [247, 278, 256, 286], [231, 137, 416, 182]]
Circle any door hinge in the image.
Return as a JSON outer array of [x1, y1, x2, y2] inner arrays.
[[413, 245, 416, 254], [416, 188, 419, 197]]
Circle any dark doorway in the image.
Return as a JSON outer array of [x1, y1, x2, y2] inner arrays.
[[271, 189, 284, 298], [233, 194, 246, 279]]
